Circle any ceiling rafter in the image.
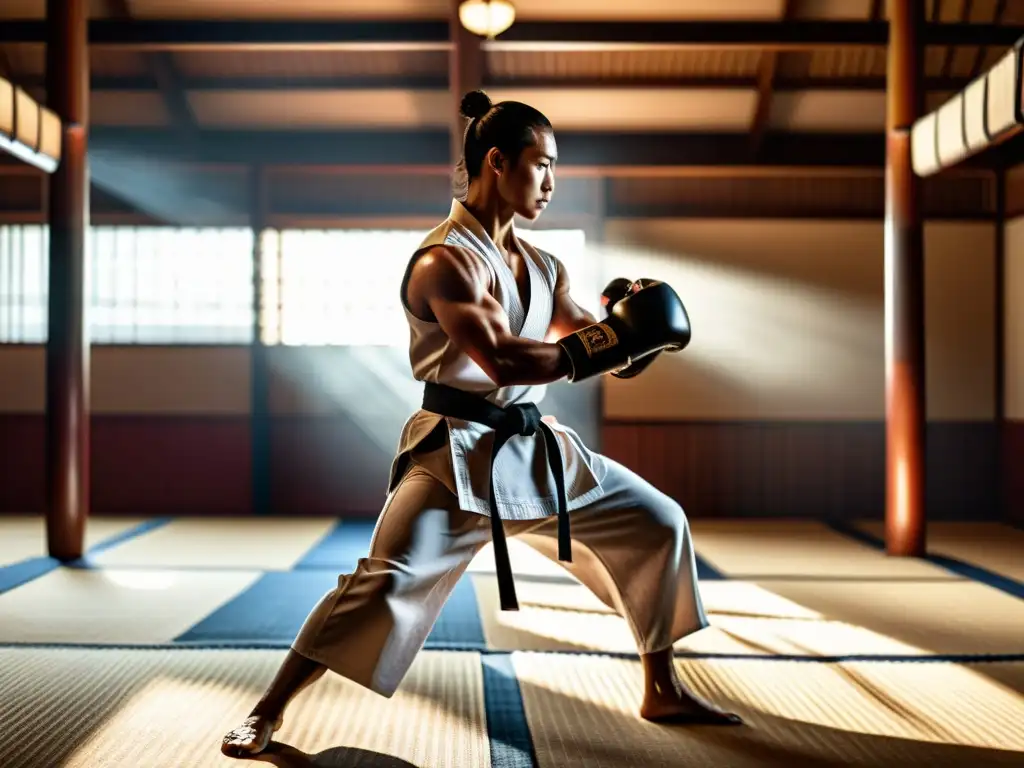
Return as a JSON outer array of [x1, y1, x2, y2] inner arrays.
[[105, 0, 197, 142], [1, 19, 1022, 50], [969, 0, 1008, 80], [29, 74, 985, 93], [750, 0, 796, 159], [939, 0, 972, 80]]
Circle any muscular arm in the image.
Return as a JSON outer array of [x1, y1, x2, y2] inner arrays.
[[545, 257, 598, 342], [407, 246, 572, 387]]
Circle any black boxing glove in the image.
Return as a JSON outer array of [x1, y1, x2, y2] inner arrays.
[[600, 277, 634, 313], [602, 277, 664, 380], [558, 281, 691, 383]]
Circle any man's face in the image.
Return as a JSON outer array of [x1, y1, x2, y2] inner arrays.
[[495, 128, 557, 221]]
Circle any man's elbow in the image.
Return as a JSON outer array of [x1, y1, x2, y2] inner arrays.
[[485, 360, 518, 388]]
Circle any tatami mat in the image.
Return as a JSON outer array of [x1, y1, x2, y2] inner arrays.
[[174, 569, 485, 648], [743, 579, 1024, 657], [858, 521, 1024, 583], [0, 647, 489, 768], [467, 539, 578, 583], [474, 575, 1024, 657], [514, 653, 1024, 768], [0, 567, 261, 645], [690, 520, 958, 580], [89, 518, 337, 570], [0, 516, 152, 567]]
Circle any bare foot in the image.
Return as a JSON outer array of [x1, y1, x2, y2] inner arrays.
[[640, 683, 743, 725], [640, 648, 742, 726], [221, 713, 284, 758]]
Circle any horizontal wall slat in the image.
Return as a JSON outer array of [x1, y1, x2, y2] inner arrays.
[[601, 420, 1004, 521], [0, 415, 1012, 519]]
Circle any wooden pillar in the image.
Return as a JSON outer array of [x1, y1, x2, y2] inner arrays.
[[884, 1, 926, 556], [44, 0, 89, 560], [250, 165, 271, 515], [995, 170, 1006, 519], [449, 0, 484, 166]]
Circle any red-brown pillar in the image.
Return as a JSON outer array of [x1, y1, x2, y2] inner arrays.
[[884, 1, 926, 556], [250, 165, 271, 515], [44, 0, 89, 560]]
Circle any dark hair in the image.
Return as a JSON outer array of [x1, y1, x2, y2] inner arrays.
[[459, 90, 552, 179]]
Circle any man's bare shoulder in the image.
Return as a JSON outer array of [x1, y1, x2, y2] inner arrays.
[[409, 245, 489, 303]]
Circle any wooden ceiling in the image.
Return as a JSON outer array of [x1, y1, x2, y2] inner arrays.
[[0, 0, 1020, 138], [1, 0, 1022, 228]]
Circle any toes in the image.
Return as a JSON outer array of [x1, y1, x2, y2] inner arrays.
[[220, 716, 273, 756]]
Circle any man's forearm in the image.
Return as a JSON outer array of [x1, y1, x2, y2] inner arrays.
[[489, 336, 573, 387]]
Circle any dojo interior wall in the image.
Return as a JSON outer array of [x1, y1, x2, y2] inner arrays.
[[0, 215, 1006, 521], [1004, 208, 1024, 524], [598, 218, 999, 520]]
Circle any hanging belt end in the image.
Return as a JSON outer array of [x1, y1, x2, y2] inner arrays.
[[499, 595, 520, 612]]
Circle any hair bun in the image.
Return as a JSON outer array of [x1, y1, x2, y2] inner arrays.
[[459, 90, 492, 120]]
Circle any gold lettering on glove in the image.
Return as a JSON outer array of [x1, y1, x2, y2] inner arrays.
[[577, 323, 618, 356]]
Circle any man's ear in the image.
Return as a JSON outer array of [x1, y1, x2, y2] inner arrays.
[[485, 147, 504, 175]]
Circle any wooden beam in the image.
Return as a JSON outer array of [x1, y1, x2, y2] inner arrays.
[[884, 0, 927, 557], [147, 52, 198, 140], [2, 19, 1023, 50], [750, 55, 781, 157], [88, 127, 894, 168], [105, 0, 197, 141], [31, 73, 989, 93], [750, 1, 796, 157], [44, 0, 90, 561], [449, 0, 484, 165], [969, 0, 1008, 80], [0, 47, 14, 78], [869, 0, 884, 22], [939, 0, 972, 80]]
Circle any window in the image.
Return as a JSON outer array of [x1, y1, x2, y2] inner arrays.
[[89, 227, 254, 344], [1, 225, 593, 347], [0, 225, 47, 343], [0, 225, 255, 344], [260, 229, 423, 347], [262, 227, 591, 347]]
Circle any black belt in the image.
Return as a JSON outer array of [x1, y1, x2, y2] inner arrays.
[[422, 381, 570, 611]]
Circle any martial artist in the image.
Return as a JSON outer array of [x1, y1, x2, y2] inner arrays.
[[222, 89, 740, 758]]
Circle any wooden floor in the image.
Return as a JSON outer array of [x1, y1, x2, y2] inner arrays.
[[1, 517, 1022, 767]]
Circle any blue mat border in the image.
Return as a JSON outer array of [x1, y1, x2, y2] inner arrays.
[[482, 654, 538, 768], [171, 567, 486, 647], [827, 521, 1024, 602], [0, 517, 172, 595], [1, 640, 1021, 665], [0, 556, 62, 596]]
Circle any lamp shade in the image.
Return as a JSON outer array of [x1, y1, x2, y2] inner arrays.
[[0, 77, 12, 137], [986, 45, 1020, 138], [963, 75, 989, 150], [37, 106, 62, 163], [459, 0, 516, 38], [0, 80, 60, 172], [14, 87, 39, 150], [910, 111, 940, 176], [936, 92, 967, 166]]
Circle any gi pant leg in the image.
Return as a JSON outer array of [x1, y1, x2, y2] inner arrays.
[[506, 456, 709, 655], [291, 465, 488, 697], [292, 457, 709, 697]]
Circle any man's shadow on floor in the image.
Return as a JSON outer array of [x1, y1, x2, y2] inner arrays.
[[251, 744, 416, 768]]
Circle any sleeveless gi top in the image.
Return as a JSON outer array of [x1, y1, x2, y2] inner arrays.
[[387, 199, 608, 520]]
